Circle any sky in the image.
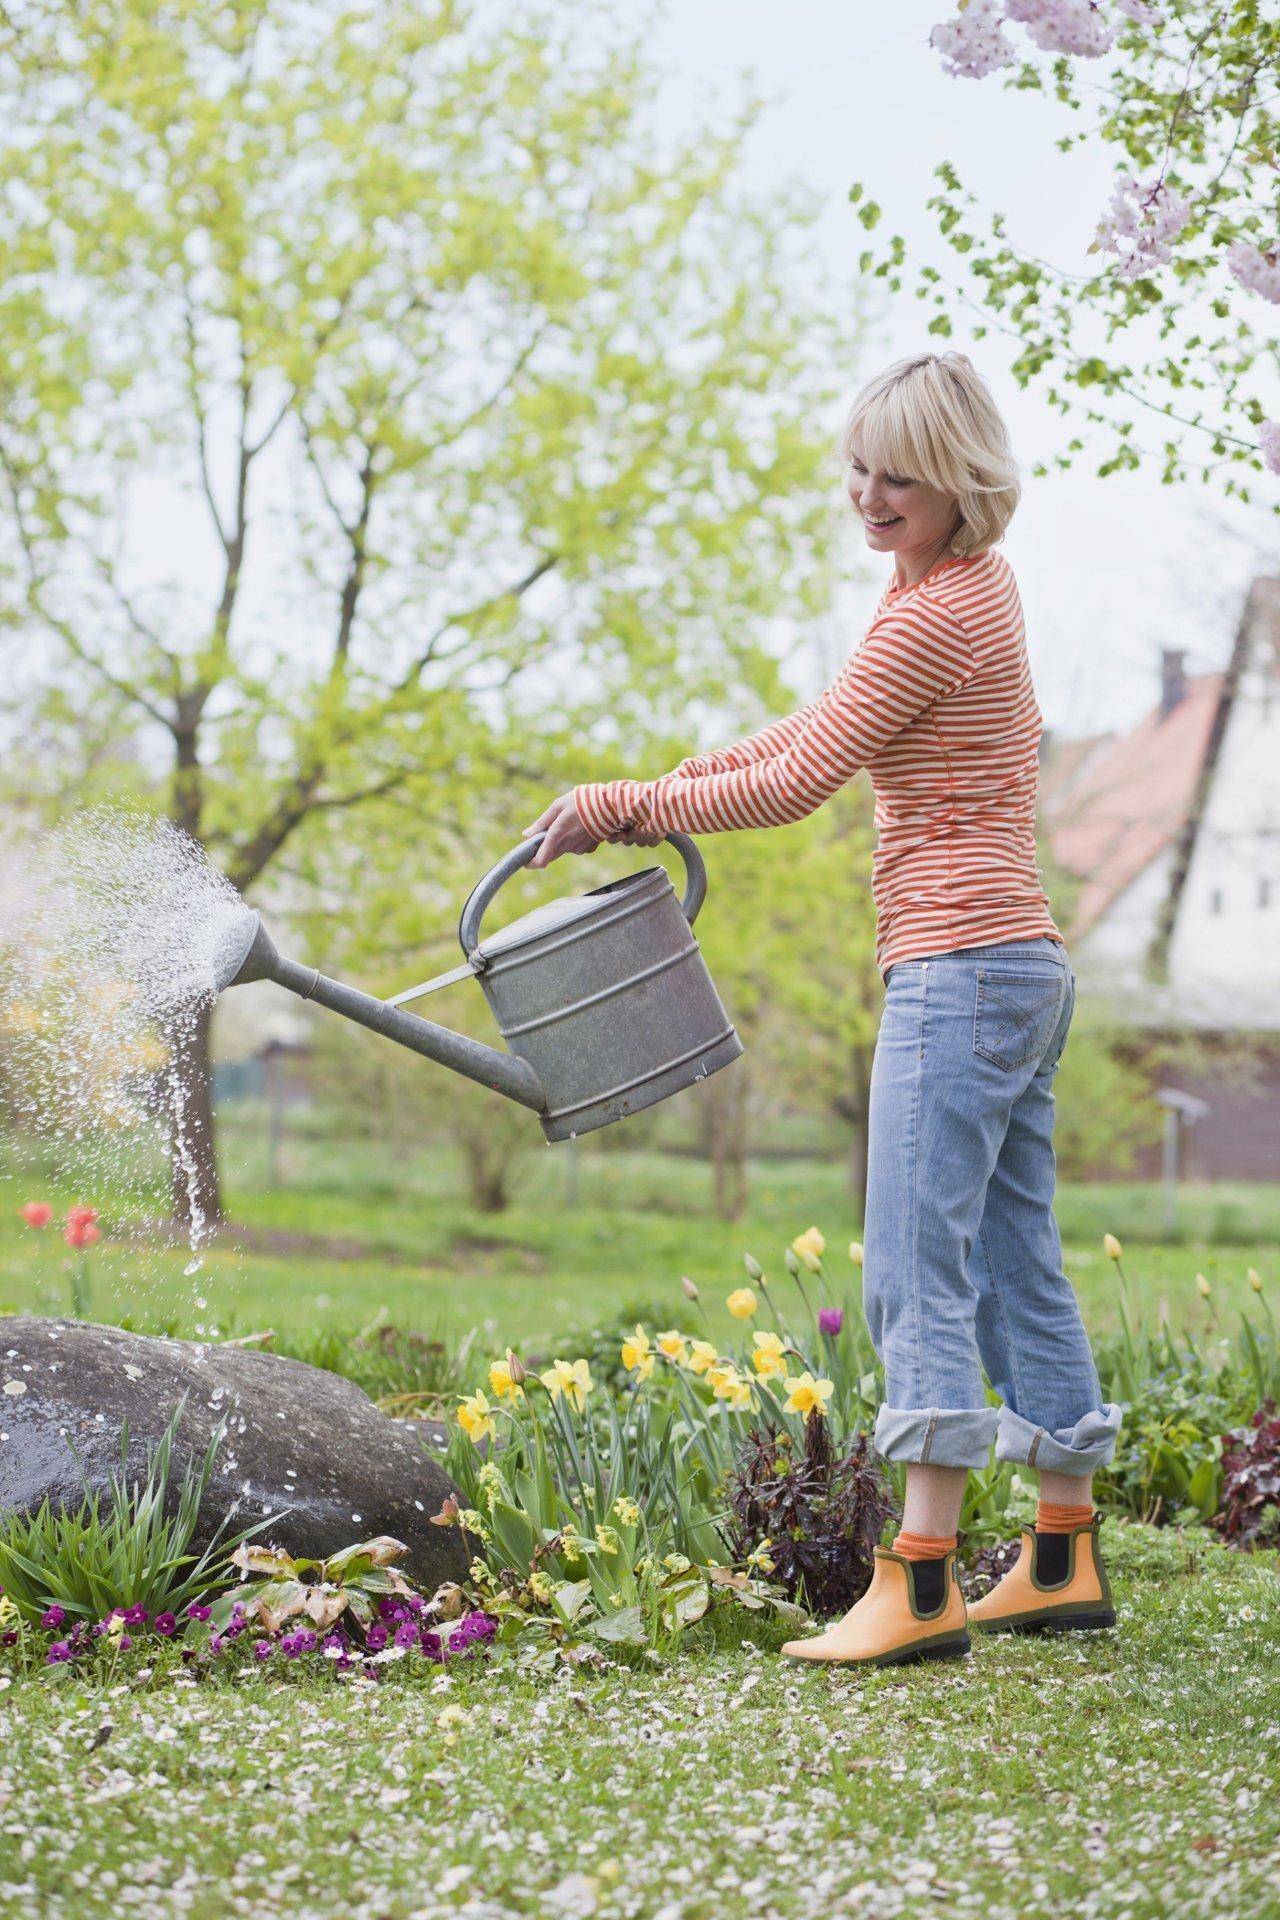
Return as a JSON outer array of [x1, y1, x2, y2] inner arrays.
[[648, 0, 1279, 741]]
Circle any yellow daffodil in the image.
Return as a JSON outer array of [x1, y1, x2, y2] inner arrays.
[[1247, 1267, 1264, 1292], [848, 1240, 864, 1267], [746, 1538, 776, 1574], [708, 1364, 753, 1410], [1196, 1272, 1212, 1299], [540, 1357, 594, 1411], [791, 1227, 826, 1271], [726, 1287, 758, 1320], [456, 1390, 496, 1445], [655, 1330, 688, 1365], [785, 1371, 834, 1418], [612, 1495, 641, 1527], [724, 1375, 753, 1411], [685, 1339, 719, 1376], [488, 1358, 524, 1400], [751, 1330, 789, 1379], [620, 1324, 654, 1381], [1103, 1232, 1123, 1260]]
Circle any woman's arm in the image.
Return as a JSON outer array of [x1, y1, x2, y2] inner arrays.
[[667, 700, 823, 780], [574, 602, 977, 840]]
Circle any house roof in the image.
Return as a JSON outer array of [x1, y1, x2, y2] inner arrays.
[[1041, 672, 1224, 941]]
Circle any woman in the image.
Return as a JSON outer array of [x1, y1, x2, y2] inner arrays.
[[523, 351, 1122, 1669]]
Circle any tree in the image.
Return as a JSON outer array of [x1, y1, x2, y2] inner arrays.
[[852, 0, 1280, 498], [681, 786, 882, 1216], [0, 0, 843, 1228]]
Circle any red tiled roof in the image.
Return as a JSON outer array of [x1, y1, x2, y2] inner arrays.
[[1042, 674, 1223, 939]]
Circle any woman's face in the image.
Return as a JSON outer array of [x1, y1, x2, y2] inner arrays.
[[846, 439, 961, 563]]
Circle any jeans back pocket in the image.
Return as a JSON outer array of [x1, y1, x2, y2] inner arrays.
[[973, 967, 1068, 1073]]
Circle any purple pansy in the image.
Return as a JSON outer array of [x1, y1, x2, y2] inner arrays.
[[152, 1612, 177, 1638], [40, 1604, 67, 1630]]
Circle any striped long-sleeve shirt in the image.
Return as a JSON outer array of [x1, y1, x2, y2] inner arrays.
[[573, 548, 1064, 976]]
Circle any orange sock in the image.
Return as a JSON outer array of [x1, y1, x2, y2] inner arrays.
[[891, 1529, 957, 1560], [1036, 1499, 1093, 1534]]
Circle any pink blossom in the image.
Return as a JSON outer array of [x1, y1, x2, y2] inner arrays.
[[20, 1202, 53, 1229], [1005, 0, 1116, 57], [929, 0, 1017, 79], [1227, 241, 1280, 305], [1093, 172, 1196, 279]]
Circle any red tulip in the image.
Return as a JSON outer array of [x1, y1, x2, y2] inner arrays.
[[65, 1204, 99, 1230], [20, 1202, 53, 1229], [64, 1221, 101, 1250]]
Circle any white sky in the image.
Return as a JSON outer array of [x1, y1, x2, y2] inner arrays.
[[650, 0, 1280, 739]]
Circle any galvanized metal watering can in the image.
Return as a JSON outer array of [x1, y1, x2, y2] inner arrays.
[[214, 832, 743, 1142]]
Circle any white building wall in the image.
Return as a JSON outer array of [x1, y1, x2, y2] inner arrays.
[[1165, 643, 1280, 1031]]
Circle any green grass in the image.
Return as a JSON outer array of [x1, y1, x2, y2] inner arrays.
[[1, 1525, 1277, 1920], [1, 1110, 1276, 1348]]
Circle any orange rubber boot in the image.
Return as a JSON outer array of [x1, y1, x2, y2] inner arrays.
[[780, 1546, 970, 1668], [966, 1515, 1115, 1634]]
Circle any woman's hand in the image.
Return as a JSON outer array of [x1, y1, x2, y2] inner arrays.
[[521, 793, 602, 868]]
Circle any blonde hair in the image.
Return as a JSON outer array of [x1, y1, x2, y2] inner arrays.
[[839, 352, 1020, 557]]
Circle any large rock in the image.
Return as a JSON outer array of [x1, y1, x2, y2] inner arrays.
[[0, 1318, 469, 1591]]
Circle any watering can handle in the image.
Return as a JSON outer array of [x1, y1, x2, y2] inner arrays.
[[457, 831, 708, 960]]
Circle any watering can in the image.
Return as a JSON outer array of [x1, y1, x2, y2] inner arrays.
[[214, 832, 743, 1142]]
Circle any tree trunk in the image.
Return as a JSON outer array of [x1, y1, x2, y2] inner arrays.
[[166, 998, 225, 1235], [705, 1061, 751, 1222]]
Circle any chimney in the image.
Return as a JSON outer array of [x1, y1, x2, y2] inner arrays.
[[1159, 646, 1188, 716]]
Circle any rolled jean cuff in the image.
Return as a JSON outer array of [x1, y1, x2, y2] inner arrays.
[[995, 1402, 1123, 1475], [873, 1405, 1000, 1469]]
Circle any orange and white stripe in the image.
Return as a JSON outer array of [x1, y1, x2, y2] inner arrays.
[[573, 548, 1064, 976]]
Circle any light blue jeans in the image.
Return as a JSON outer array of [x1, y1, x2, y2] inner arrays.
[[863, 936, 1122, 1474]]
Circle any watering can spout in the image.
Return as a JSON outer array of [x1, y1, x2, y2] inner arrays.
[[214, 909, 547, 1113]]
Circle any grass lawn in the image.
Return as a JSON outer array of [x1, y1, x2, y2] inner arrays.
[[1, 1525, 1277, 1920], [1, 1109, 1276, 1349]]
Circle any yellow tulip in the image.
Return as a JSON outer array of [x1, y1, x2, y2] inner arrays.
[[1247, 1268, 1264, 1293], [685, 1339, 719, 1376], [848, 1240, 865, 1267], [791, 1227, 826, 1268], [456, 1390, 496, 1446], [1103, 1233, 1123, 1261], [540, 1357, 595, 1411], [751, 1330, 788, 1379], [726, 1287, 758, 1320], [656, 1329, 688, 1365], [785, 1371, 835, 1418], [1196, 1272, 1212, 1299], [620, 1324, 654, 1380], [488, 1359, 524, 1401]]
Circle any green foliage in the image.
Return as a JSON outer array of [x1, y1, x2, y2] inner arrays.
[[209, 1535, 422, 1638], [1095, 1360, 1247, 1525], [0, 1400, 274, 1624]]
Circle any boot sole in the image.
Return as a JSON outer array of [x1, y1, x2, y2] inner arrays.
[[874, 1633, 971, 1669], [978, 1609, 1116, 1636]]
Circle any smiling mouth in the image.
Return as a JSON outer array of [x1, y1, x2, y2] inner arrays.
[[864, 515, 902, 528]]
